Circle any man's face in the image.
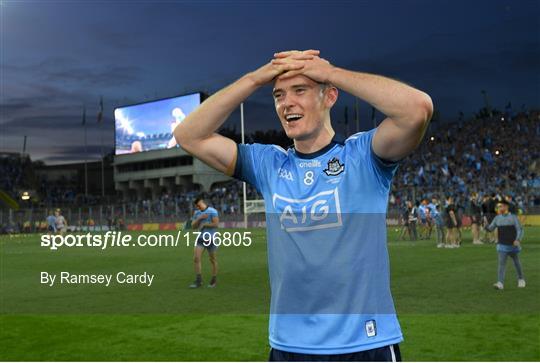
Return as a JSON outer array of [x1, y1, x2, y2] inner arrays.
[[272, 75, 334, 140], [498, 203, 508, 214], [195, 200, 206, 211]]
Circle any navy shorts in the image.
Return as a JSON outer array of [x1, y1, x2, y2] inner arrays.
[[195, 235, 218, 252], [269, 344, 401, 362]]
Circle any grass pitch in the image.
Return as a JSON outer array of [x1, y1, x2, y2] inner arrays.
[[0, 226, 539, 361]]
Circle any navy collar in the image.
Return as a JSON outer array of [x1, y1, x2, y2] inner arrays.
[[291, 134, 345, 160]]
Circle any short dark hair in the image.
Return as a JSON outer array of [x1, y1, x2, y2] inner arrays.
[[193, 196, 204, 205]]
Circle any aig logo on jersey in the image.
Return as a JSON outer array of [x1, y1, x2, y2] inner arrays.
[[272, 188, 342, 232]]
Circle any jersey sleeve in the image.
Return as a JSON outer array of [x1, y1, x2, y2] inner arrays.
[[486, 215, 499, 232], [346, 128, 400, 191], [233, 143, 272, 194], [513, 214, 524, 241], [209, 208, 219, 219]]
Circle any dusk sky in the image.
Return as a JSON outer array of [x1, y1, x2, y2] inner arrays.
[[1, 0, 539, 164]]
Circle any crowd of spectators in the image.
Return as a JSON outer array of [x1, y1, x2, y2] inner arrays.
[[390, 108, 539, 211], [116, 180, 259, 220], [37, 175, 79, 206]]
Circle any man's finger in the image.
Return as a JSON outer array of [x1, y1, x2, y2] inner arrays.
[[274, 49, 320, 58], [274, 54, 314, 61], [271, 58, 310, 67], [276, 69, 304, 80], [278, 63, 304, 73], [272, 50, 298, 59], [272, 59, 305, 69]]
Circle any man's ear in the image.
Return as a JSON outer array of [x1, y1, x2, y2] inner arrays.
[[324, 86, 338, 108]]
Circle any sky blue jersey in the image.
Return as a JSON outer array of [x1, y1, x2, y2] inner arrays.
[[192, 207, 219, 236], [417, 204, 427, 218], [427, 203, 439, 217], [234, 128, 403, 354], [46, 215, 56, 227]]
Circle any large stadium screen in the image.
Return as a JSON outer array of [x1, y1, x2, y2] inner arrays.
[[114, 92, 203, 155]]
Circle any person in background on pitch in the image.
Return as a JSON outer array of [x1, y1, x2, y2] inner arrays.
[[399, 202, 410, 240], [485, 199, 525, 290], [444, 196, 458, 248], [428, 196, 445, 247], [46, 210, 56, 236], [455, 199, 463, 245], [482, 194, 497, 243], [417, 199, 428, 239], [407, 200, 418, 241], [54, 209, 67, 236], [190, 197, 220, 288], [468, 192, 483, 245]]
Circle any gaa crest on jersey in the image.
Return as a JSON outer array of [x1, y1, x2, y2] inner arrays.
[[324, 157, 345, 176]]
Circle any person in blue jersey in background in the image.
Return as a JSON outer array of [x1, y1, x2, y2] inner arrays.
[[174, 49, 433, 361], [417, 199, 427, 239], [189, 196, 220, 288], [46, 210, 56, 236], [485, 199, 525, 290], [428, 196, 445, 248], [419, 199, 433, 240]]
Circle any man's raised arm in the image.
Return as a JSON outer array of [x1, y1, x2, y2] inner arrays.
[[329, 68, 433, 162], [174, 52, 319, 175], [273, 52, 433, 162]]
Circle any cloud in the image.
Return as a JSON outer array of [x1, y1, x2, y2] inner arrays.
[[45, 65, 142, 87], [3, 114, 114, 131], [0, 101, 33, 114], [3, 57, 143, 89], [39, 144, 111, 164]]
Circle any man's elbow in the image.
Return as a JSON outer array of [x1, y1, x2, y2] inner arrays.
[[412, 92, 434, 126], [174, 124, 195, 153]]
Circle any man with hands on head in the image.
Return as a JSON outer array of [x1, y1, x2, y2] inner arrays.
[[175, 50, 433, 361]]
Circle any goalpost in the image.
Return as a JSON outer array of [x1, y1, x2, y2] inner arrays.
[[243, 198, 265, 228], [240, 102, 265, 228]]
